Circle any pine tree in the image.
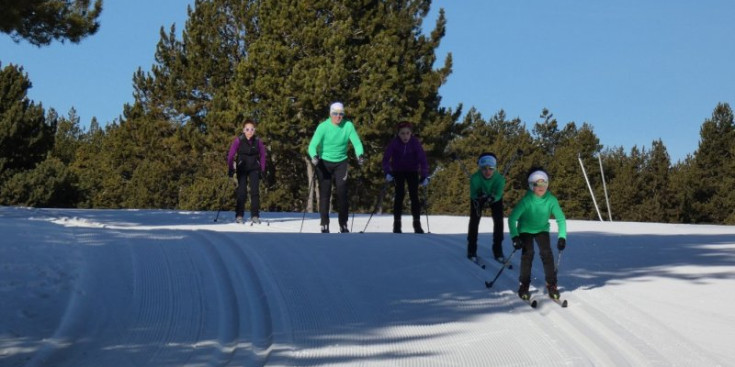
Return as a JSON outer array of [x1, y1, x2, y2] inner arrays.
[[1, 0, 102, 46], [690, 103, 735, 223], [0, 63, 55, 184], [639, 140, 674, 222], [51, 107, 84, 165]]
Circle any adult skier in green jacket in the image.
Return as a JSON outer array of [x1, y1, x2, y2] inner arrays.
[[308, 102, 364, 233], [508, 168, 567, 300]]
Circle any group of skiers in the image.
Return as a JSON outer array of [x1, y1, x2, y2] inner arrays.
[[227, 101, 567, 300]]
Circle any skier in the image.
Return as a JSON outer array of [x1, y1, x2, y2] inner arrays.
[[307, 102, 365, 233], [227, 120, 267, 224], [467, 153, 507, 262], [381, 121, 429, 234], [508, 168, 567, 300]]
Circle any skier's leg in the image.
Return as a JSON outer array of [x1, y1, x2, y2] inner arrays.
[[248, 169, 260, 218], [317, 162, 332, 226], [490, 199, 505, 258], [235, 172, 247, 219], [406, 172, 423, 233], [467, 199, 482, 257], [393, 172, 407, 231], [334, 160, 349, 227], [536, 232, 557, 285], [518, 233, 535, 285]]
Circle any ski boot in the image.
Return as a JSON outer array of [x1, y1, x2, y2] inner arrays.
[[393, 220, 402, 233], [518, 282, 531, 300], [339, 223, 349, 233], [320, 224, 329, 233], [250, 216, 261, 224], [236, 216, 244, 224], [413, 220, 424, 234], [547, 283, 560, 299]]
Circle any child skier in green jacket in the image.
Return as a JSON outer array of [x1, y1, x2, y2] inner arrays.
[[467, 153, 507, 262], [508, 168, 567, 300]]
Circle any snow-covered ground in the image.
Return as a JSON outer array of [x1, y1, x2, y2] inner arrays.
[[2, 206, 734, 367]]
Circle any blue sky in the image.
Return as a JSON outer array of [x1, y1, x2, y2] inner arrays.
[[2, 1, 733, 163]]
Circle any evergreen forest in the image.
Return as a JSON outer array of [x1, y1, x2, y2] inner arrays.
[[2, 0, 734, 224]]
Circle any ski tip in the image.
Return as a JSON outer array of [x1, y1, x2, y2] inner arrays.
[[484, 281, 492, 288], [562, 300, 568, 307], [531, 300, 538, 308]]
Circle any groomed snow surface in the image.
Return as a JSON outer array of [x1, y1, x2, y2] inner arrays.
[[2, 206, 734, 366]]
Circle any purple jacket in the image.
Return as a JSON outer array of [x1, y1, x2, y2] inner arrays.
[[382, 136, 429, 178], [227, 135, 267, 172]]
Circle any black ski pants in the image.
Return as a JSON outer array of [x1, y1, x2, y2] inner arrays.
[[316, 159, 349, 226], [235, 169, 260, 218], [467, 198, 504, 258], [393, 171, 421, 222], [518, 231, 557, 286]]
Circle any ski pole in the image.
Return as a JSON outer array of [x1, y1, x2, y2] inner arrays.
[[451, 152, 473, 179], [555, 249, 564, 275], [360, 181, 389, 233], [421, 182, 431, 233], [300, 169, 318, 233], [484, 248, 518, 288]]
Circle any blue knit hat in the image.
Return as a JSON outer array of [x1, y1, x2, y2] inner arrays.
[[477, 153, 497, 169]]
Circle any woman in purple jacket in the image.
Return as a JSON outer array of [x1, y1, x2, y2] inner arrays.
[[227, 120, 267, 224], [382, 122, 429, 233]]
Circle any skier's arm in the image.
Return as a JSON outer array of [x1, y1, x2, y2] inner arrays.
[[551, 199, 567, 239], [508, 202, 526, 238], [382, 140, 394, 174], [258, 139, 267, 172], [490, 175, 506, 202], [307, 124, 324, 158], [416, 139, 429, 179], [227, 137, 239, 170], [348, 123, 364, 157]]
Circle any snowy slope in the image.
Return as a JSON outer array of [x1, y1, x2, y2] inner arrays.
[[1, 207, 734, 367]]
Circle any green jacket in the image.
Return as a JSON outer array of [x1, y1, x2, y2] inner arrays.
[[508, 190, 567, 239], [307, 118, 364, 163], [469, 170, 506, 201]]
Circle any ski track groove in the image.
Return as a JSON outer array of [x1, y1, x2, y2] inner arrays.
[[194, 230, 276, 366]]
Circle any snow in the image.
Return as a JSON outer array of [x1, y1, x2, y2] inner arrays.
[[2, 206, 735, 366]]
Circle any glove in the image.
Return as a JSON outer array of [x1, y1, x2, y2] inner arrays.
[[357, 155, 365, 166], [557, 238, 566, 251], [311, 156, 319, 165], [420, 177, 429, 187], [386, 173, 394, 182], [512, 236, 523, 250], [228, 168, 235, 178]]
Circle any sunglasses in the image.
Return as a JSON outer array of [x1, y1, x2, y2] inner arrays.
[[244, 127, 255, 132], [531, 180, 549, 188], [331, 112, 345, 117], [480, 166, 495, 171]]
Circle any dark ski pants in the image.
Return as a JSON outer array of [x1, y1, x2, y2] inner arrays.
[[393, 171, 421, 222], [316, 159, 349, 226], [518, 231, 557, 286], [235, 169, 260, 218], [467, 199, 504, 258]]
